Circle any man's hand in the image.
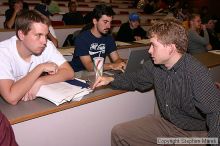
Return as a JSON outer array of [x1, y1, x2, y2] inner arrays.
[[22, 62, 59, 101], [206, 44, 212, 51], [14, 3, 22, 13], [134, 36, 142, 41], [111, 62, 126, 72], [92, 76, 114, 89], [41, 62, 58, 75]]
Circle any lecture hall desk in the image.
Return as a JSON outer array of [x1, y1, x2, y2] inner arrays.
[[193, 51, 220, 82]]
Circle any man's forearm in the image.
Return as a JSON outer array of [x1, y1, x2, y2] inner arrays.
[[5, 13, 17, 29], [3, 65, 45, 105], [37, 66, 74, 86]]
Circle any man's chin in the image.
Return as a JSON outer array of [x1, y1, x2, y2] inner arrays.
[[101, 30, 110, 36], [33, 51, 43, 56]]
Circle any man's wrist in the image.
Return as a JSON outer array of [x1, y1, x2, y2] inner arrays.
[[109, 77, 114, 82]]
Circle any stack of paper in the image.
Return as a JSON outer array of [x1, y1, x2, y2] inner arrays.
[[209, 50, 220, 55], [36, 80, 92, 106]]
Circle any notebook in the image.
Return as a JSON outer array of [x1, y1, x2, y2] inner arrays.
[[36, 78, 92, 106], [104, 48, 151, 75]]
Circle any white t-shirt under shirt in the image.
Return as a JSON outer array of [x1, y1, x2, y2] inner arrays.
[[0, 36, 66, 81]]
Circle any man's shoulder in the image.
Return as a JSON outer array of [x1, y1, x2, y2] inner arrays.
[[120, 22, 129, 28], [75, 30, 90, 41], [5, 9, 12, 15], [70, 12, 82, 16], [0, 37, 17, 61], [76, 29, 94, 42], [184, 53, 208, 73], [78, 30, 90, 37], [188, 29, 197, 36], [63, 12, 69, 17], [0, 36, 16, 47], [64, 12, 75, 17]]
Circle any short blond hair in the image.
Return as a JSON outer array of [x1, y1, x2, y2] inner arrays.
[[148, 19, 188, 54]]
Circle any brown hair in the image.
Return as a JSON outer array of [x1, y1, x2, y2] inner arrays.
[[68, 1, 77, 7], [15, 10, 50, 39], [148, 19, 188, 54], [189, 13, 200, 21]]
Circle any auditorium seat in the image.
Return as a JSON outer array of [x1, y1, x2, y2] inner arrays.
[[111, 20, 122, 27], [119, 11, 129, 14], [51, 21, 65, 26]]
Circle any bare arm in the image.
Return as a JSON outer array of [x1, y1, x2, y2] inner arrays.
[[0, 62, 74, 105], [0, 62, 54, 105], [35, 62, 74, 85], [48, 32, 59, 48], [4, 4, 21, 29], [80, 55, 94, 72], [104, 51, 126, 71], [80, 51, 126, 72], [48, 26, 59, 47], [23, 62, 74, 101]]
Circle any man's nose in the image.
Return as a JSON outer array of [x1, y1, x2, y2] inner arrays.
[[41, 36, 47, 45], [148, 45, 152, 54]]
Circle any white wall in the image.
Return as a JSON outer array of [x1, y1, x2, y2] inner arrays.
[[12, 91, 155, 146]]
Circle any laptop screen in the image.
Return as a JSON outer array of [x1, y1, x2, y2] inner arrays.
[[125, 48, 150, 73], [104, 47, 150, 76]]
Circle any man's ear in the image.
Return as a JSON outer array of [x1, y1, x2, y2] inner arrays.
[[93, 18, 97, 25], [17, 30, 25, 40], [169, 44, 176, 55]]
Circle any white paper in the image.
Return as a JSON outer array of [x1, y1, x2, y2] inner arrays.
[[37, 82, 92, 106]]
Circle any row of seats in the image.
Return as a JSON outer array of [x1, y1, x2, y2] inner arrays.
[[0, 12, 166, 28], [51, 19, 122, 27], [0, 24, 151, 47], [0, 0, 133, 8], [0, 5, 142, 16]]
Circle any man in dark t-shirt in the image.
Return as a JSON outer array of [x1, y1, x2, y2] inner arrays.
[[62, 1, 84, 25], [116, 13, 147, 42], [70, 4, 125, 72]]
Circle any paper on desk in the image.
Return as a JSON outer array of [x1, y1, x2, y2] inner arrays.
[[116, 41, 132, 46], [209, 50, 220, 55], [133, 39, 150, 45], [36, 81, 92, 106]]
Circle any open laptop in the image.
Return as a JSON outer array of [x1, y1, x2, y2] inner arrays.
[[104, 48, 151, 75]]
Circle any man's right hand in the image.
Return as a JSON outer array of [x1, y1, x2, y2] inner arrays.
[[14, 3, 22, 13], [92, 76, 114, 89], [111, 61, 126, 72], [41, 62, 58, 75]]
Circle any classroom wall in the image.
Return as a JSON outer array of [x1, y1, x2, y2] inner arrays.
[[12, 91, 156, 146]]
